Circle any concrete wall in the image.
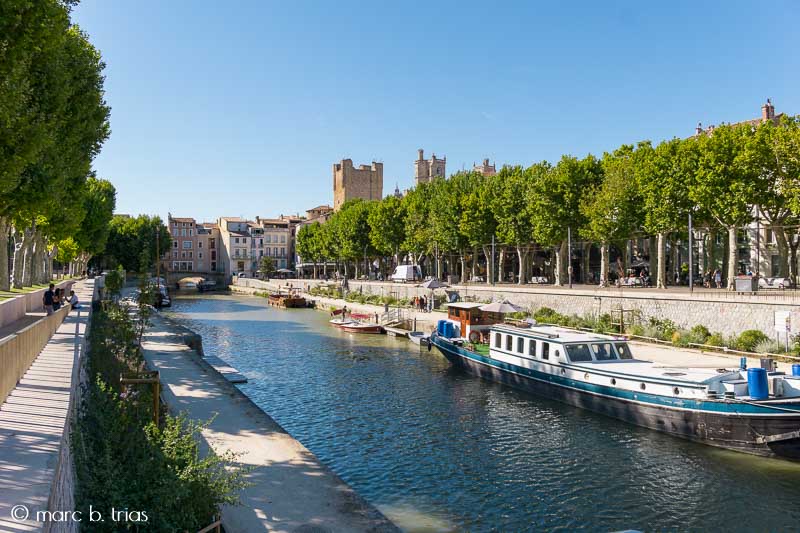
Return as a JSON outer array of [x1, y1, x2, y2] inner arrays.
[[0, 280, 75, 329]]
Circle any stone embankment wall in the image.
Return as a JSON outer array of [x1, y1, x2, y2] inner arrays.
[[280, 279, 798, 337], [230, 278, 444, 331]]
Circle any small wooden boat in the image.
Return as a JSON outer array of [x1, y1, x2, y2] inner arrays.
[[268, 289, 307, 308], [329, 313, 384, 334]]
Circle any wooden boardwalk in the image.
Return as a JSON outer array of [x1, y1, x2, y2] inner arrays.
[[0, 280, 94, 532]]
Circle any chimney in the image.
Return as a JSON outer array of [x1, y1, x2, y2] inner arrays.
[[762, 98, 775, 121], [483, 158, 489, 166], [695, 122, 703, 135], [418, 148, 424, 160]]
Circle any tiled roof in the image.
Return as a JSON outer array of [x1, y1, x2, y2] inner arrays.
[[170, 217, 195, 222]]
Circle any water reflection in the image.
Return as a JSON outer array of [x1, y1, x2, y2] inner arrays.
[[167, 294, 800, 532]]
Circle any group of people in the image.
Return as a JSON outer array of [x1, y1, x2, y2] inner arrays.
[[42, 283, 80, 316], [412, 295, 432, 312], [702, 269, 724, 289]]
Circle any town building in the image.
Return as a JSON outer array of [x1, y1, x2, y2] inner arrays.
[[473, 158, 497, 176], [217, 217, 253, 278], [305, 205, 333, 221], [333, 159, 383, 211], [166, 215, 221, 274], [254, 217, 292, 271], [414, 149, 446, 185]]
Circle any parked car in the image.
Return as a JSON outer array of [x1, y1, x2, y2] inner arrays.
[[237, 272, 248, 278]]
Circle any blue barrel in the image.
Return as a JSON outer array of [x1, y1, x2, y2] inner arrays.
[[739, 357, 747, 370], [437, 320, 447, 336], [792, 364, 800, 377], [748, 368, 769, 400], [443, 322, 455, 339]]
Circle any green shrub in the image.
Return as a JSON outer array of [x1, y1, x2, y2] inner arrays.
[[736, 330, 770, 352], [753, 338, 784, 355], [73, 303, 248, 531], [690, 324, 711, 342], [628, 324, 644, 336], [647, 318, 677, 341], [706, 333, 725, 347], [594, 313, 615, 333], [533, 307, 566, 325]]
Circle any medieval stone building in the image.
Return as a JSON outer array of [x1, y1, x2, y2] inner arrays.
[[332, 159, 383, 211]]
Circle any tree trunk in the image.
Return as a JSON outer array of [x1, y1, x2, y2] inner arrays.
[[498, 248, 505, 283], [727, 226, 737, 290], [0, 218, 9, 291], [12, 228, 28, 289], [516, 246, 527, 285], [788, 233, 799, 286], [656, 232, 667, 289], [774, 225, 789, 278], [599, 243, 609, 287], [554, 241, 568, 286], [460, 251, 468, 284], [47, 244, 57, 283], [471, 246, 477, 281], [21, 230, 34, 287], [481, 245, 493, 285]]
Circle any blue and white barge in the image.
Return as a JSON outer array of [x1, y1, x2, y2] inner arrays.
[[430, 321, 800, 459]]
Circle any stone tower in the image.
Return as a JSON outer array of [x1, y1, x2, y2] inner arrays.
[[414, 149, 446, 185], [473, 158, 497, 177], [333, 159, 383, 211]]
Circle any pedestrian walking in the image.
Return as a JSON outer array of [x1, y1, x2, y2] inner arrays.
[[714, 269, 722, 289], [43, 283, 55, 316]]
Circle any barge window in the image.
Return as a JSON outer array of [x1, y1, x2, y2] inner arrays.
[[494, 332, 501, 348], [566, 343, 593, 362], [542, 343, 549, 360], [528, 339, 537, 357], [591, 343, 617, 361], [615, 343, 634, 360], [517, 337, 524, 353], [506, 335, 513, 351]]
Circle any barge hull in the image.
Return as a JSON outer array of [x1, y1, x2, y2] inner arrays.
[[433, 338, 800, 459]]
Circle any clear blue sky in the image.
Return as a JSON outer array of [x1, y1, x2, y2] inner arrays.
[[72, 0, 800, 222]]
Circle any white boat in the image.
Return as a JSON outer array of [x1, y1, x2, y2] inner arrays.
[[408, 331, 429, 346], [431, 321, 800, 460]]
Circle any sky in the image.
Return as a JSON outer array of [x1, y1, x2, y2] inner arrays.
[[71, 0, 800, 223]]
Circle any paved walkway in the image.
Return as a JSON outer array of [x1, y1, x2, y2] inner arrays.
[[0, 280, 94, 532], [141, 314, 398, 533]]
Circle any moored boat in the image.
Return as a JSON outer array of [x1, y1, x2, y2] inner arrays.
[[430, 312, 800, 460], [408, 331, 429, 346], [329, 310, 384, 334], [268, 289, 307, 308]]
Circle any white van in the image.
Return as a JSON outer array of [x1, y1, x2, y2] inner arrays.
[[390, 265, 422, 282]]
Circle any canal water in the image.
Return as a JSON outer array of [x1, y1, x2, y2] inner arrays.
[[166, 294, 800, 532]]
